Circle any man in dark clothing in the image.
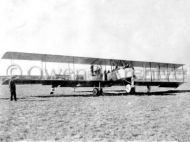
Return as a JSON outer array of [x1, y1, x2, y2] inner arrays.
[[90, 65, 94, 76], [104, 70, 107, 81], [9, 78, 17, 101]]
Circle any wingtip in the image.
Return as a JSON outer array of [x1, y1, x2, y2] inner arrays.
[[1, 51, 18, 59], [1, 51, 11, 59]]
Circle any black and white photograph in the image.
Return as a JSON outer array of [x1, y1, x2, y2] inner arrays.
[[0, 0, 190, 141]]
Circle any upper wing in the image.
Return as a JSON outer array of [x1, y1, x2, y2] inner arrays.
[[2, 51, 184, 68]]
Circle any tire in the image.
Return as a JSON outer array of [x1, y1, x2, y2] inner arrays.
[[93, 88, 99, 96], [125, 84, 131, 93]]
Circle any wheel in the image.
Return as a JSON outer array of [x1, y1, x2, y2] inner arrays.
[[125, 84, 131, 93], [93, 88, 99, 96], [50, 87, 55, 95]]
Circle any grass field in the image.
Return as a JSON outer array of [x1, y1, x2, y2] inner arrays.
[[0, 82, 190, 141]]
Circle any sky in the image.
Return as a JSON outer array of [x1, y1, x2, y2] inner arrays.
[[0, 0, 190, 75]]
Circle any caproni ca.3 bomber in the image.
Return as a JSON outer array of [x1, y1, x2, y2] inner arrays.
[[2, 51, 187, 95]]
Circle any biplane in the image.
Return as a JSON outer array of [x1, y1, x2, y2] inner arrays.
[[1, 51, 186, 95]]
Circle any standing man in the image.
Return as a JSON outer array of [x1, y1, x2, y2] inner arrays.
[[9, 77, 17, 101]]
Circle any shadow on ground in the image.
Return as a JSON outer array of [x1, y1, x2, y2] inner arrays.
[[31, 89, 190, 98], [1, 90, 190, 100]]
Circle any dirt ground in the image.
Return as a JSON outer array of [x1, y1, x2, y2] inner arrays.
[[0, 83, 190, 141]]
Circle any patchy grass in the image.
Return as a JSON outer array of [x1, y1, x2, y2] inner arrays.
[[0, 83, 190, 141]]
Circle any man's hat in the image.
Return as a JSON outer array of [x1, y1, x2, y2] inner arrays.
[[10, 75, 18, 80]]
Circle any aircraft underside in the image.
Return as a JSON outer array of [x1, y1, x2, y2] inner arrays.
[[2, 78, 183, 96]]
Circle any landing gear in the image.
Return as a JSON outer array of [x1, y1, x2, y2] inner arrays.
[[50, 87, 55, 95], [99, 88, 103, 95], [147, 86, 151, 93], [93, 88, 103, 96], [131, 86, 136, 94], [93, 88, 99, 96], [125, 84, 131, 93], [125, 84, 136, 94]]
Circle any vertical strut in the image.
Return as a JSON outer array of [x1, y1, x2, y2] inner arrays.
[[158, 64, 160, 81], [144, 64, 146, 81], [150, 62, 152, 82], [182, 65, 184, 82], [174, 66, 177, 80], [73, 57, 75, 80], [41, 60, 43, 78], [167, 64, 169, 82]]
